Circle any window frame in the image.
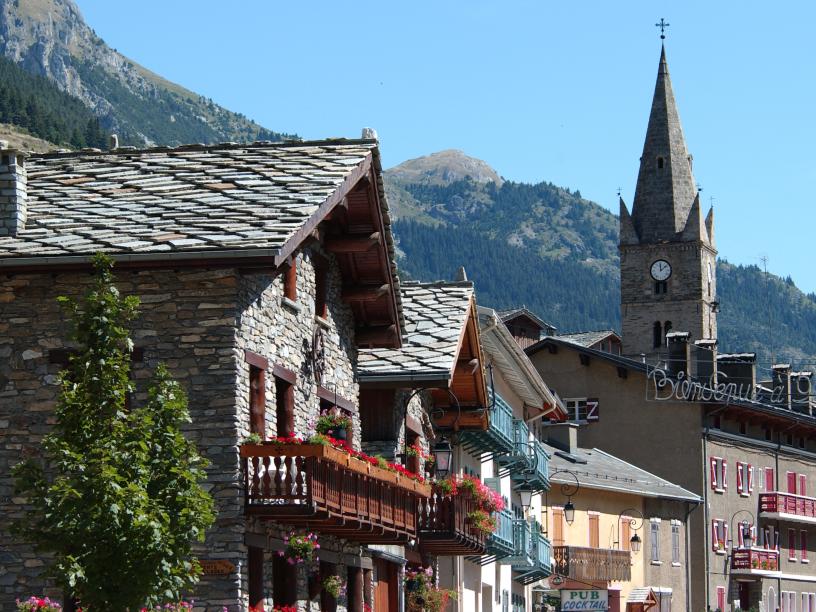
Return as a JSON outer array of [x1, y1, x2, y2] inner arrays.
[[650, 519, 661, 564], [671, 520, 681, 565]]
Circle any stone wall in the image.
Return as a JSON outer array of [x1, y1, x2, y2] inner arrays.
[[0, 267, 242, 609]]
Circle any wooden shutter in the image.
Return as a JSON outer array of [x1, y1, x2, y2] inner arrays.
[[748, 465, 754, 493], [620, 517, 631, 551], [710, 458, 718, 489], [283, 259, 297, 300], [275, 376, 295, 437], [588, 514, 599, 548], [249, 365, 266, 437], [788, 471, 798, 494], [722, 460, 728, 489], [711, 520, 719, 551], [736, 461, 744, 494], [766, 467, 775, 493], [552, 509, 565, 546], [800, 474, 808, 496]]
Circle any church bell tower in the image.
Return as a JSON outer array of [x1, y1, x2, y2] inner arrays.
[[620, 45, 717, 359]]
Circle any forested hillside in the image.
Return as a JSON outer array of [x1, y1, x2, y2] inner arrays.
[[386, 151, 816, 367]]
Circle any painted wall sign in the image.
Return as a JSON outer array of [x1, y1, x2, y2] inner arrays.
[[200, 559, 236, 576], [560, 589, 608, 611]]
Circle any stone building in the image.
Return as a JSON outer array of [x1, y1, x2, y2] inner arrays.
[[0, 136, 428, 611]]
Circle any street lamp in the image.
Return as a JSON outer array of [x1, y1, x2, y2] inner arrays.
[[432, 437, 453, 478], [728, 510, 756, 550], [519, 489, 533, 512], [614, 508, 645, 554], [549, 470, 580, 525]]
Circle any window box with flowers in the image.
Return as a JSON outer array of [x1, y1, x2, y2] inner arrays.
[[315, 413, 352, 441]]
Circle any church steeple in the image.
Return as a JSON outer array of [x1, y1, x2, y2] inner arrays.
[[630, 46, 698, 242]]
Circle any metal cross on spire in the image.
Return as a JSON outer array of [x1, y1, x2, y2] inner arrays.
[[655, 18, 670, 40]]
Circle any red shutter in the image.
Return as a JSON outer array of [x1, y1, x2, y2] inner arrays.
[[802, 531, 808, 560], [710, 458, 718, 490], [800, 474, 808, 497], [789, 529, 797, 559], [766, 468, 775, 493], [712, 520, 719, 551], [788, 472, 797, 494], [724, 523, 729, 550], [748, 465, 754, 493], [722, 460, 728, 489], [736, 462, 744, 494], [738, 521, 744, 547]]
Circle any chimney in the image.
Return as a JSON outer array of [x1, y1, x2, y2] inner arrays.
[[0, 142, 28, 237], [790, 371, 813, 415], [455, 266, 468, 282], [361, 127, 378, 140], [666, 331, 690, 377], [109, 134, 119, 150], [547, 422, 579, 455], [772, 364, 792, 410], [717, 353, 756, 401], [693, 338, 717, 384]]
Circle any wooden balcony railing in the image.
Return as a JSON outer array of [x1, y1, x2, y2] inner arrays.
[[552, 546, 631, 582], [731, 548, 780, 573], [418, 486, 487, 555], [241, 443, 431, 544], [760, 492, 816, 521], [486, 508, 516, 558]]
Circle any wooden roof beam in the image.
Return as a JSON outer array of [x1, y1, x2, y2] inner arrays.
[[325, 232, 381, 254], [342, 283, 390, 302]]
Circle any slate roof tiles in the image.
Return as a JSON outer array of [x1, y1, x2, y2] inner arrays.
[[358, 281, 473, 381]]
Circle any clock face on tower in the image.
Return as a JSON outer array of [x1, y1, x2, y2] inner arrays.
[[650, 259, 672, 281]]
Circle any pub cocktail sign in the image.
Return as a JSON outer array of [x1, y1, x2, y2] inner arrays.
[[560, 589, 608, 610]]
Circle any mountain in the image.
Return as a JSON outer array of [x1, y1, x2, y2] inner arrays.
[[0, 0, 295, 146], [385, 150, 816, 366]]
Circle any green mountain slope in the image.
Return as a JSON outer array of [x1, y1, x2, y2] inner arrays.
[[0, 0, 295, 146], [386, 151, 816, 366]]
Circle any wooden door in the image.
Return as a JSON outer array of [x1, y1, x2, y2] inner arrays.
[[739, 582, 751, 610], [374, 559, 399, 612]]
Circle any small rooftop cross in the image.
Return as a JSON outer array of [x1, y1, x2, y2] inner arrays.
[[655, 18, 670, 40]]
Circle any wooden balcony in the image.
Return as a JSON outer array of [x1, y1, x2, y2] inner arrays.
[[418, 486, 487, 555], [485, 509, 516, 558], [241, 444, 431, 544], [460, 392, 516, 456], [760, 492, 816, 524], [506, 519, 553, 584], [552, 546, 631, 582], [731, 547, 780, 575]]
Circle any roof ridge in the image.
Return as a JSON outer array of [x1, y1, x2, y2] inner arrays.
[[28, 137, 378, 160], [402, 280, 474, 289]]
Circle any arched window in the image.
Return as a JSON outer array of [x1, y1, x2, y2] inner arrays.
[[657, 157, 665, 169], [653, 321, 662, 349]]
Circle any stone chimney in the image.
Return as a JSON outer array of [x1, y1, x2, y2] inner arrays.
[[692, 338, 717, 384], [772, 364, 792, 410], [547, 422, 579, 455], [791, 371, 813, 415], [455, 266, 468, 282], [717, 353, 756, 401], [666, 331, 690, 377], [0, 141, 28, 237], [361, 127, 378, 140]]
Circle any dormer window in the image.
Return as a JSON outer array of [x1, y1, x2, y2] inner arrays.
[[657, 157, 665, 169]]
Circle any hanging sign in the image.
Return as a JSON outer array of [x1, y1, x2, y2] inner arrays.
[[560, 589, 608, 611], [200, 559, 236, 576]]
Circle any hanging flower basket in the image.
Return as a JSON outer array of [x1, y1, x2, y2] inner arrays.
[[279, 531, 320, 565]]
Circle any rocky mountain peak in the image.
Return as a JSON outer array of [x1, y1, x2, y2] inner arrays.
[[386, 149, 503, 187]]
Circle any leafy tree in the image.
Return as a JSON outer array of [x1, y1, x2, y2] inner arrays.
[[13, 255, 215, 610]]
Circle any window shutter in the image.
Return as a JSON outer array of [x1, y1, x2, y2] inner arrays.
[[766, 467, 775, 493], [710, 458, 718, 489], [737, 462, 744, 494], [775, 530, 780, 550], [788, 471, 797, 494], [711, 520, 719, 551], [724, 523, 729, 549], [800, 474, 808, 497], [484, 477, 501, 493], [749, 465, 754, 493], [738, 521, 744, 547], [802, 531, 808, 560], [722, 460, 728, 489]]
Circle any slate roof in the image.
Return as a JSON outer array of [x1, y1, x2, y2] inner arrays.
[[545, 441, 700, 502], [557, 329, 620, 348], [358, 281, 473, 382], [497, 307, 556, 333], [0, 140, 377, 260]]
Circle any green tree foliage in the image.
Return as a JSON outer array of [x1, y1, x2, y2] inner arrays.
[[0, 56, 107, 149], [13, 255, 215, 610]]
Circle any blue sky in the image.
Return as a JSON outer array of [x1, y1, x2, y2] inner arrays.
[[76, 1, 816, 293]]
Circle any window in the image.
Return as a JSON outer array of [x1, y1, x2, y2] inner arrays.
[[762, 526, 779, 550], [801, 437, 807, 449], [709, 457, 727, 492], [765, 426, 774, 441], [739, 421, 747, 435], [657, 156, 665, 169], [564, 398, 599, 422], [716, 586, 725, 611], [650, 519, 660, 563], [653, 321, 663, 349], [275, 374, 295, 437], [654, 280, 668, 294], [552, 508, 565, 546], [664, 321, 672, 337], [671, 521, 681, 564], [313, 255, 328, 319], [802, 531, 809, 562], [620, 516, 631, 551], [765, 467, 776, 493], [711, 519, 727, 553], [736, 462, 754, 496], [249, 364, 266, 437], [712, 415, 722, 429], [787, 433, 795, 446], [283, 258, 297, 301], [736, 520, 755, 548], [789, 529, 798, 561], [588, 513, 599, 548]]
